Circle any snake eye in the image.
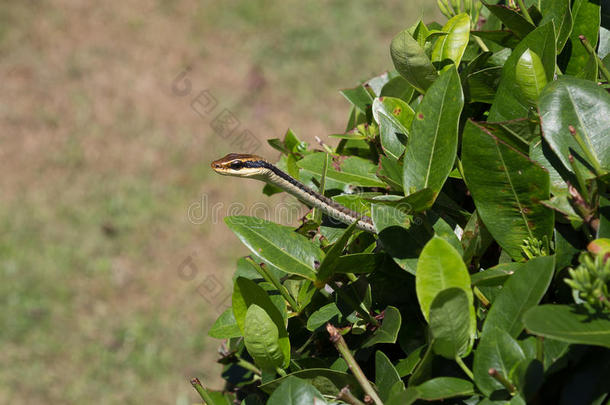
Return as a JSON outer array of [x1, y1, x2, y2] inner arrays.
[[230, 162, 243, 170]]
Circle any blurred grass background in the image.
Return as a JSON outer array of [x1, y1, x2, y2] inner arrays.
[[0, 1, 440, 403]]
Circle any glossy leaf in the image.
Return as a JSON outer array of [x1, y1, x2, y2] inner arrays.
[[482, 256, 555, 337], [225, 216, 322, 280], [233, 278, 290, 367], [372, 96, 414, 159], [390, 28, 438, 93], [396, 345, 426, 377], [561, 0, 600, 75], [489, 23, 555, 121], [462, 120, 554, 260], [376, 351, 402, 401], [415, 237, 474, 327], [340, 84, 373, 113], [306, 303, 340, 331], [377, 155, 403, 191], [266, 376, 327, 405], [540, 0, 572, 52], [260, 369, 363, 398], [380, 75, 415, 101], [244, 305, 286, 372], [429, 288, 473, 359], [208, 308, 242, 339], [515, 49, 547, 107], [470, 262, 519, 286], [415, 377, 475, 400], [363, 306, 401, 348], [431, 13, 471, 71], [316, 219, 358, 282], [523, 305, 610, 348], [474, 327, 526, 396], [482, 1, 536, 38], [539, 76, 610, 174], [298, 153, 386, 189], [403, 67, 463, 196], [371, 204, 427, 274], [232, 277, 287, 332], [332, 253, 384, 274]]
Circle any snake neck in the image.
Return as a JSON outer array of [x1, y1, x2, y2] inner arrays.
[[256, 162, 376, 233]]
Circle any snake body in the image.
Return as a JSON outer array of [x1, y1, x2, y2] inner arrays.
[[211, 153, 376, 233]]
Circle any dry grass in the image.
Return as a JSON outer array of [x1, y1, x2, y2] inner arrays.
[[0, 1, 439, 403]]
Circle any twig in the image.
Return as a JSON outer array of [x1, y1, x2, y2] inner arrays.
[[245, 258, 300, 312], [190, 378, 214, 404], [568, 125, 604, 177], [337, 386, 367, 405], [516, 0, 534, 25], [327, 324, 383, 405], [579, 35, 610, 83], [488, 368, 516, 394], [455, 356, 474, 381], [236, 358, 262, 376], [473, 286, 490, 307], [329, 281, 379, 327]]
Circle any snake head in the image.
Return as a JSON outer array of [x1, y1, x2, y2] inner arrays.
[[211, 153, 268, 177]]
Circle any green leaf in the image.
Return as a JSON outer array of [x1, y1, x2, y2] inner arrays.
[[489, 23, 556, 121], [232, 278, 290, 367], [372, 96, 414, 159], [415, 237, 474, 334], [482, 1, 536, 38], [474, 327, 527, 396], [377, 156, 403, 191], [380, 75, 415, 101], [376, 351, 402, 401], [316, 220, 359, 282], [297, 153, 386, 189], [470, 262, 518, 286], [363, 306, 402, 348], [332, 253, 384, 274], [540, 0, 572, 52], [523, 305, 610, 348], [260, 369, 363, 398], [266, 376, 327, 405], [431, 13, 471, 71], [390, 28, 438, 93], [306, 303, 340, 331], [370, 189, 437, 213], [529, 139, 570, 196], [561, 0, 600, 76], [340, 84, 374, 113], [482, 256, 555, 338], [472, 30, 521, 49], [429, 288, 473, 359], [539, 77, 610, 174], [515, 49, 547, 107], [225, 216, 323, 281], [415, 377, 475, 400], [403, 67, 463, 196], [371, 204, 426, 274], [461, 211, 494, 264], [208, 308, 242, 339], [396, 345, 426, 377], [462, 120, 554, 260], [243, 305, 286, 372], [465, 65, 503, 103], [232, 277, 287, 333]]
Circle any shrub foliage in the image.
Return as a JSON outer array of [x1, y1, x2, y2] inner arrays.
[[196, 1, 610, 404]]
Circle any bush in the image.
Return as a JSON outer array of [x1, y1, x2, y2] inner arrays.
[[195, 1, 610, 404]]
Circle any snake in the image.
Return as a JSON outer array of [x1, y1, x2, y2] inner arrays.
[[211, 153, 376, 233]]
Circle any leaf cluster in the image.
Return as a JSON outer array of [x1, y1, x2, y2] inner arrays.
[[198, 1, 610, 404]]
